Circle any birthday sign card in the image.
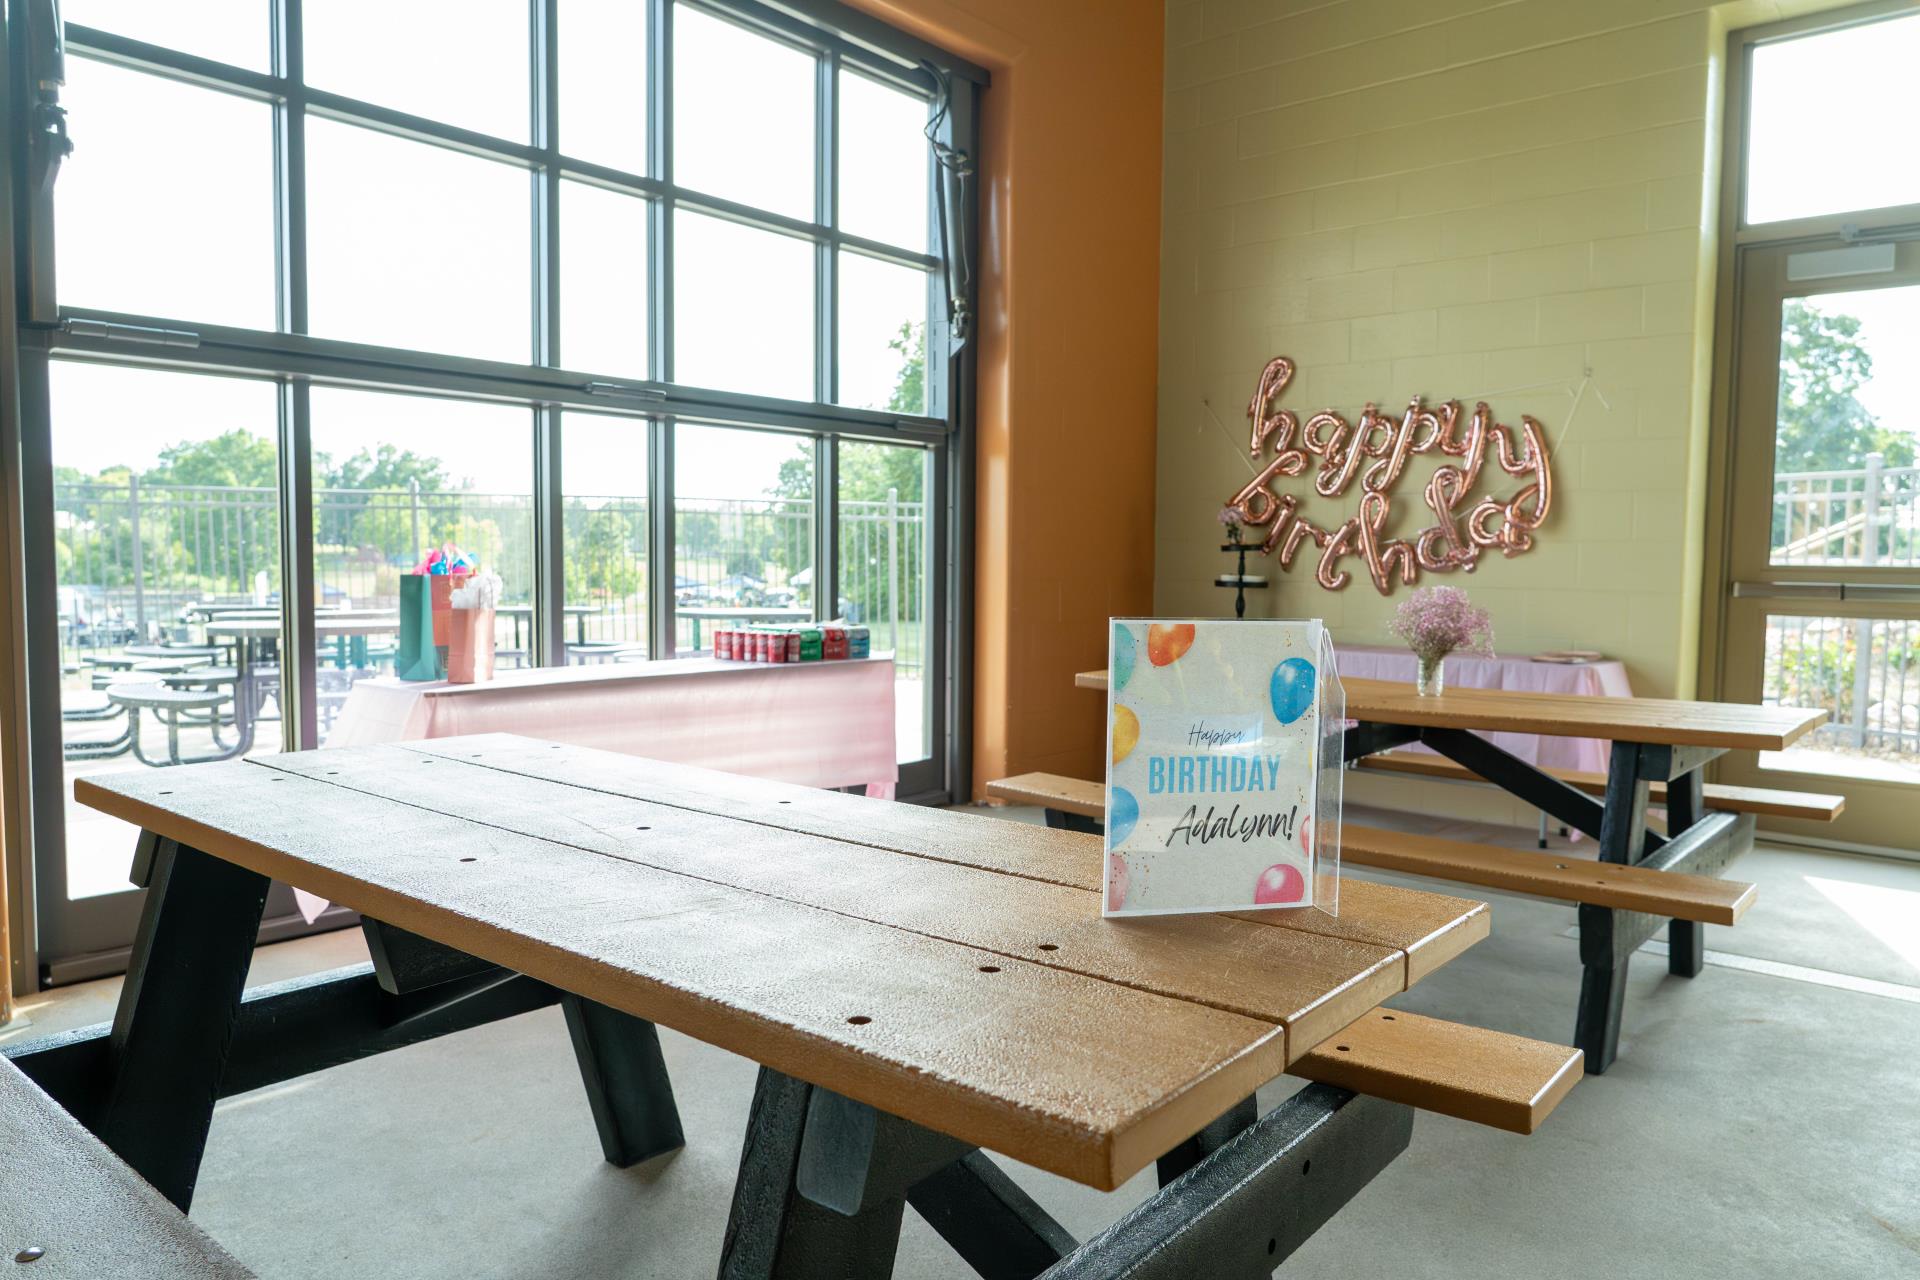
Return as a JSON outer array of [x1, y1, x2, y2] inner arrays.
[[1104, 620, 1344, 918]]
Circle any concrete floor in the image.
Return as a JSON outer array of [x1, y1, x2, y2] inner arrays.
[[6, 802, 1919, 1279]]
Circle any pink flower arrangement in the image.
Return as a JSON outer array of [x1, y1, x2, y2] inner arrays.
[[1217, 504, 1242, 530], [1388, 585, 1493, 663]]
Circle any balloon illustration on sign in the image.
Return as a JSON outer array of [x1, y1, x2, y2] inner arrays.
[[1112, 624, 1137, 692], [1106, 853, 1130, 912], [1269, 657, 1316, 725], [1109, 786, 1139, 845], [1146, 623, 1195, 667], [1253, 862, 1305, 905], [1111, 705, 1140, 764]]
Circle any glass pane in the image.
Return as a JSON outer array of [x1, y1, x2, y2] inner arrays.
[[563, 412, 649, 662], [1771, 286, 1920, 567], [560, 180, 649, 376], [51, 362, 282, 899], [559, 0, 648, 173], [306, 118, 532, 362], [838, 69, 927, 250], [303, 0, 529, 141], [673, 211, 813, 398], [672, 5, 815, 219], [837, 252, 928, 413], [310, 389, 534, 720], [673, 425, 813, 653], [1747, 13, 1920, 224], [64, 0, 269, 71], [57, 58, 275, 329], [1759, 614, 1920, 785], [837, 441, 930, 763]]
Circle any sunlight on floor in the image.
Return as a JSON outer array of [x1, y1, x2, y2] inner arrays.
[[1804, 875, 1920, 973]]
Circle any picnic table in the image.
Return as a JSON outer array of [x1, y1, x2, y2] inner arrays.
[[1076, 668, 1827, 1071], [24, 735, 1583, 1275], [204, 614, 400, 743]]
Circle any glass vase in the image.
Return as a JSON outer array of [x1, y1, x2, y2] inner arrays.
[[1415, 653, 1446, 697]]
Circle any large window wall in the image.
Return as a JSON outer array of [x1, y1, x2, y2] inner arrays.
[[12, 0, 980, 978]]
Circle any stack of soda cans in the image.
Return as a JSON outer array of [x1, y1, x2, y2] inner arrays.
[[713, 622, 872, 663]]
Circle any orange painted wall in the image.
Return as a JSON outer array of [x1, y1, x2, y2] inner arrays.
[[847, 0, 1165, 794]]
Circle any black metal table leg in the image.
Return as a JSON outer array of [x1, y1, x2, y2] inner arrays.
[[561, 993, 686, 1167], [94, 834, 272, 1211], [1573, 740, 1650, 1075], [1664, 767, 1707, 978], [720, 1067, 968, 1279]]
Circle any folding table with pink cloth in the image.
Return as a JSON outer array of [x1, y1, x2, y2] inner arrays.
[[1334, 644, 1633, 773], [301, 656, 898, 920]]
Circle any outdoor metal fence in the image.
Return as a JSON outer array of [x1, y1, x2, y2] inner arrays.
[[1765, 614, 1920, 762], [53, 480, 928, 681], [1772, 454, 1920, 567]]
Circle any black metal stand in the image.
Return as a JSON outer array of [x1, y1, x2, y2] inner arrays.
[[1215, 539, 1268, 619], [719, 1068, 1411, 1280]]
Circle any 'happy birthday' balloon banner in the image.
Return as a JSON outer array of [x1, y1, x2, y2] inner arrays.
[[1222, 356, 1554, 595]]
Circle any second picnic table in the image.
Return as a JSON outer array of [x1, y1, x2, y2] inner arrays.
[[34, 733, 1584, 1276], [1077, 668, 1827, 1071]]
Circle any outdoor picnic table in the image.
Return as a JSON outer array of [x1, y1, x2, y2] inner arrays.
[[51, 734, 1528, 1276], [1076, 668, 1827, 1070], [205, 614, 401, 742], [496, 602, 598, 652]]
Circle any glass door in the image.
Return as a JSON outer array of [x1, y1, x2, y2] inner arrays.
[[1720, 244, 1920, 850]]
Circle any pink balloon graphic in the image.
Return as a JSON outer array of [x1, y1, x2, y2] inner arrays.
[[1300, 816, 1313, 856], [1253, 863, 1306, 906], [1106, 853, 1131, 912]]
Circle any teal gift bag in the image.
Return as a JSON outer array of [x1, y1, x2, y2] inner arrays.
[[395, 575, 444, 680]]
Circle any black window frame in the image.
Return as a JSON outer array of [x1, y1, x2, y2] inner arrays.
[[4, 0, 982, 982]]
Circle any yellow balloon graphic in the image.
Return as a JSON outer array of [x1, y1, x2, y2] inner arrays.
[[1112, 705, 1140, 764]]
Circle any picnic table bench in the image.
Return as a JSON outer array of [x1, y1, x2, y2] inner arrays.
[[1, 1055, 252, 1279], [9, 734, 1581, 1277], [1070, 669, 1828, 1073]]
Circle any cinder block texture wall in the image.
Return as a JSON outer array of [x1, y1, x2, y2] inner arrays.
[[1154, 0, 1846, 700]]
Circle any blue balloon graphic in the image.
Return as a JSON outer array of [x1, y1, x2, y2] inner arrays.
[[1269, 657, 1316, 725], [1112, 625, 1137, 692], [1109, 786, 1140, 846]]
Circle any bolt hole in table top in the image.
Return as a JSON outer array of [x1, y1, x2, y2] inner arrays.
[[24, 735, 1581, 1277], [1076, 666, 1827, 1073]]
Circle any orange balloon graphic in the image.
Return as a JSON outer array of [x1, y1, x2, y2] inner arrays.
[[1111, 704, 1140, 764], [1146, 623, 1196, 667]]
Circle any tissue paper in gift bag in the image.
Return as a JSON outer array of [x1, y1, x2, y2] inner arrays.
[[446, 606, 496, 684]]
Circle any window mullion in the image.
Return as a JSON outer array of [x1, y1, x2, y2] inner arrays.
[[277, 0, 307, 336]]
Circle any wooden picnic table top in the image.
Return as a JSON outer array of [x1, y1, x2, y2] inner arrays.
[[75, 733, 1488, 1192], [1075, 670, 1827, 752]]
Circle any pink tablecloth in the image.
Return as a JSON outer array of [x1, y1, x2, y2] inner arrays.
[[1336, 645, 1633, 773], [299, 657, 898, 919]]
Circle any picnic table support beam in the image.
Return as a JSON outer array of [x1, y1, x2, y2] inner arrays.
[[909, 1151, 1079, 1278], [94, 836, 271, 1212], [1041, 808, 1102, 835], [1039, 1085, 1411, 1280], [1414, 725, 1610, 844], [7, 962, 562, 1120], [721, 1070, 1412, 1280], [561, 994, 686, 1168]]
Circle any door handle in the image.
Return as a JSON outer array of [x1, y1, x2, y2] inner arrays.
[[1731, 581, 1843, 600], [1731, 581, 1920, 602]]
